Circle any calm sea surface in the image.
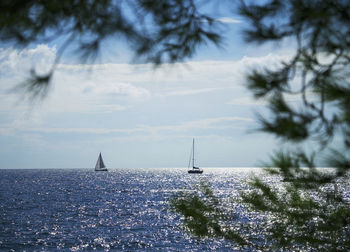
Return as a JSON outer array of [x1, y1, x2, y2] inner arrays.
[[0, 168, 266, 251]]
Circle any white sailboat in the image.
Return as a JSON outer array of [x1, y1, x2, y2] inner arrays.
[[95, 152, 107, 171], [188, 138, 203, 174]]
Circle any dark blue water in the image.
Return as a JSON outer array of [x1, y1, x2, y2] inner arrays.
[[0, 168, 259, 251]]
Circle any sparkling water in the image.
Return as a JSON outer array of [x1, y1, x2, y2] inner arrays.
[[0, 168, 263, 251]]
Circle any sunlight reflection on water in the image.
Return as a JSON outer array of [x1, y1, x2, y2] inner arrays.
[[0, 167, 287, 250]]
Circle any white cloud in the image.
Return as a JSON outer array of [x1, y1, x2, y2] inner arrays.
[[216, 17, 242, 24], [0, 45, 294, 119], [0, 45, 56, 77], [89, 133, 238, 144], [156, 87, 224, 97], [82, 81, 151, 99], [0, 44, 292, 155], [135, 116, 253, 135], [2, 116, 252, 136]]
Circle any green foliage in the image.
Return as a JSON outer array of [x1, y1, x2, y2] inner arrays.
[[170, 182, 250, 247], [170, 183, 223, 237], [170, 0, 350, 250]]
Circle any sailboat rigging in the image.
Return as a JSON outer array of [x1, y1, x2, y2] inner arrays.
[[188, 138, 203, 174], [95, 152, 107, 171]]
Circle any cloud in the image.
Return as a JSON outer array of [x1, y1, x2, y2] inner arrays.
[[86, 104, 128, 113], [0, 44, 291, 147], [135, 116, 253, 135], [0, 45, 56, 77], [156, 87, 224, 97], [82, 82, 151, 99], [89, 133, 238, 144], [216, 17, 242, 24], [0, 44, 293, 117], [158, 116, 253, 131], [3, 116, 253, 136], [0, 43, 296, 167], [226, 96, 267, 106], [0, 46, 150, 116], [226, 92, 316, 107]]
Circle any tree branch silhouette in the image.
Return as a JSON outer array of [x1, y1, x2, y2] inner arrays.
[[1, 0, 222, 99]]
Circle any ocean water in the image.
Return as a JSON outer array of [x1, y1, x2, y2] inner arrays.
[[0, 168, 265, 251]]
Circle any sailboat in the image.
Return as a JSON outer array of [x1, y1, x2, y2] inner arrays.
[[95, 152, 107, 171], [188, 138, 203, 174]]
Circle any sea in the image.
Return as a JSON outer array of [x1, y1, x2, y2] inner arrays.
[[0, 168, 269, 251]]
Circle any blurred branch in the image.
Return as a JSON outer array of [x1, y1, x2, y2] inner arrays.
[[172, 0, 350, 250], [1, 0, 223, 100]]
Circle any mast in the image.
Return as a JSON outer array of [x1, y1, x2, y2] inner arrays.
[[188, 138, 203, 173], [192, 138, 195, 168]]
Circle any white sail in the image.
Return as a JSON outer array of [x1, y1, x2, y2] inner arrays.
[[95, 152, 107, 171]]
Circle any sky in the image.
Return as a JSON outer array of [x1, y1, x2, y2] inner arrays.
[[0, 5, 296, 169]]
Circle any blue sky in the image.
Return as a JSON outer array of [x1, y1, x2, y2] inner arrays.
[[0, 10, 296, 169]]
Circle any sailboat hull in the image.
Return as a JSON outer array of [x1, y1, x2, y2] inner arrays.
[[95, 168, 108, 171], [188, 169, 203, 174]]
